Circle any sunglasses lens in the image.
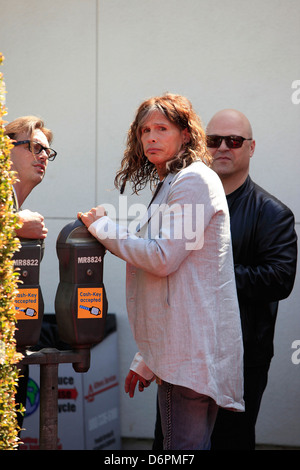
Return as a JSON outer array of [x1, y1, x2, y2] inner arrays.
[[228, 137, 243, 149], [207, 136, 221, 148]]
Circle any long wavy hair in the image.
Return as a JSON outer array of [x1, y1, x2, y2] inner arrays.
[[115, 93, 212, 194]]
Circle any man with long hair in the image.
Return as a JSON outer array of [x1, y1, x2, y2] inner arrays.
[[79, 94, 244, 450]]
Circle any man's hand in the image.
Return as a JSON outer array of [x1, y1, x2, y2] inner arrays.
[[17, 209, 48, 239], [124, 370, 152, 398]]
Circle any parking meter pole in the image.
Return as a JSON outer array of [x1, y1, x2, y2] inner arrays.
[[39, 362, 58, 450], [20, 347, 92, 450]]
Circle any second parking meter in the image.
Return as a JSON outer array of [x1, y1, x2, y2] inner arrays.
[[55, 219, 108, 362], [14, 239, 44, 351]]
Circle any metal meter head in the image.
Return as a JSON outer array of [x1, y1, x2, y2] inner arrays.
[[55, 219, 108, 357], [13, 238, 44, 351]]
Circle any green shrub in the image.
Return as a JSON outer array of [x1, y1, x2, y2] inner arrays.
[[0, 52, 23, 450]]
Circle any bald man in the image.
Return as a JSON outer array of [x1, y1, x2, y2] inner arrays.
[[206, 110, 297, 450]]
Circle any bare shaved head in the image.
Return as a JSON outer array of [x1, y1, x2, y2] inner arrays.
[[206, 109, 253, 139]]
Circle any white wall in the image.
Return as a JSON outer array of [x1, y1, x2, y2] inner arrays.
[[1, 0, 299, 446]]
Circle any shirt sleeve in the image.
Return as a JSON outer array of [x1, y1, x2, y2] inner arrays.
[[88, 168, 217, 277], [234, 203, 297, 301]]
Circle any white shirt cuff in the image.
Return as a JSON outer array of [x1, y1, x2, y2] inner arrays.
[[130, 352, 154, 381]]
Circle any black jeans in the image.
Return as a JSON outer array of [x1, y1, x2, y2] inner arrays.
[[210, 364, 270, 450]]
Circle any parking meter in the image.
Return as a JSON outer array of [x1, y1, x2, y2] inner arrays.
[[13, 239, 44, 351], [55, 219, 108, 368]]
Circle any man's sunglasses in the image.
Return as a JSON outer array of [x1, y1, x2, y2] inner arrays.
[[207, 135, 252, 149], [13, 140, 57, 161]]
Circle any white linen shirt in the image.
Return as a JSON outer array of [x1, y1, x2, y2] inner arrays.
[[88, 161, 244, 411]]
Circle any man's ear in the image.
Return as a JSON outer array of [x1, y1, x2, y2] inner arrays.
[[250, 139, 256, 158]]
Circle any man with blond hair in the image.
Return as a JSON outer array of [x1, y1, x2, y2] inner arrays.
[[5, 115, 57, 430]]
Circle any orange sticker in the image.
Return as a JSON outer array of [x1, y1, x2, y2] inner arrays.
[[15, 288, 39, 320], [77, 287, 103, 319]]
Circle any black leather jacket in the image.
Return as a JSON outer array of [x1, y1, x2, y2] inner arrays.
[[227, 176, 298, 367]]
